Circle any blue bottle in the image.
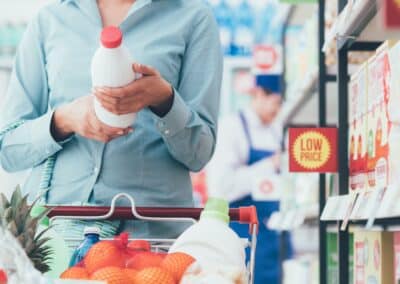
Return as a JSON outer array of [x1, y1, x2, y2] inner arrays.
[[69, 227, 100, 267], [232, 0, 255, 56], [215, 0, 234, 56]]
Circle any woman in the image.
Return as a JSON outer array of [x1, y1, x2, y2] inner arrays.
[[0, 0, 222, 238]]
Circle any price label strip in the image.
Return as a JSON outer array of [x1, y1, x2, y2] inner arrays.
[[340, 193, 359, 231], [321, 196, 341, 221], [365, 187, 387, 229]]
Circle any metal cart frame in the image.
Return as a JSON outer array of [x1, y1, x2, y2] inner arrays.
[[47, 193, 259, 284]]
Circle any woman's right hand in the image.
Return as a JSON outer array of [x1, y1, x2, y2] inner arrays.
[[51, 95, 132, 143]]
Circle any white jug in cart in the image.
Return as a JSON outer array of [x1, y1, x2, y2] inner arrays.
[[91, 26, 139, 128], [169, 198, 246, 269]]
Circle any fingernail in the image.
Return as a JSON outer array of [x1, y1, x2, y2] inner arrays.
[[118, 131, 124, 135]]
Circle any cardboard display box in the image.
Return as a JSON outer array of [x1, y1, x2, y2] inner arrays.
[[354, 230, 394, 284]]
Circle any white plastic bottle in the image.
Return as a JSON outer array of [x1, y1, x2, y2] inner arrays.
[[91, 26, 139, 128], [169, 198, 246, 269]]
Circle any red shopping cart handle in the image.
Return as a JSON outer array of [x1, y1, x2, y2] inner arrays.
[[47, 205, 259, 232]]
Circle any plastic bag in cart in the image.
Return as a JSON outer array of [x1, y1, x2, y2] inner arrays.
[[0, 226, 48, 284]]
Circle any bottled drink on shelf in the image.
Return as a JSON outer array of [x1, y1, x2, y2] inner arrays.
[[231, 0, 254, 56], [214, 0, 234, 56]]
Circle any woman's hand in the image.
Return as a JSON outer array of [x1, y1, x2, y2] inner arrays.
[[51, 95, 132, 143], [93, 63, 174, 117]]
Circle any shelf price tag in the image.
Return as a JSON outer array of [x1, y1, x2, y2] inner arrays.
[[340, 193, 359, 231], [321, 196, 341, 221], [365, 188, 386, 229], [289, 128, 338, 173]]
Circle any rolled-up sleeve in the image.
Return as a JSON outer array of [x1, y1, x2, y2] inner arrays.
[[154, 8, 223, 172], [0, 16, 63, 172]]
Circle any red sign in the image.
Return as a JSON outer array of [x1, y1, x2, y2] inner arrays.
[[383, 0, 400, 28], [253, 45, 278, 71], [289, 128, 338, 173]]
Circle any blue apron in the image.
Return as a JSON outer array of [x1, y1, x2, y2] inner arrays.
[[230, 112, 293, 284]]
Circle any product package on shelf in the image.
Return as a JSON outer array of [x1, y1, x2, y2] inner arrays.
[[351, 41, 400, 220], [388, 41, 400, 124], [327, 231, 354, 284], [388, 41, 400, 189], [354, 230, 394, 284], [349, 63, 368, 195], [367, 54, 378, 192], [349, 70, 359, 193], [394, 232, 400, 283], [373, 43, 392, 190]]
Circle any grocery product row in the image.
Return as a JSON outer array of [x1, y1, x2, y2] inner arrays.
[[326, 229, 400, 284], [319, 1, 400, 284]]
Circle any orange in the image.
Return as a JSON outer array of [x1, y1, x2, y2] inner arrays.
[[91, 267, 131, 284], [60, 267, 89, 280], [126, 252, 164, 270], [161, 252, 195, 282], [135, 267, 175, 284], [124, 268, 138, 282], [84, 241, 125, 273]]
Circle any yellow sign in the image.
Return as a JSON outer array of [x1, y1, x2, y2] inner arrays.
[[292, 131, 332, 170]]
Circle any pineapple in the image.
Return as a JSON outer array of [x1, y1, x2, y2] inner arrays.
[[0, 186, 53, 273]]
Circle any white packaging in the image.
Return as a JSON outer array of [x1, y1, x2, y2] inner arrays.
[[91, 26, 139, 128], [169, 198, 246, 270]]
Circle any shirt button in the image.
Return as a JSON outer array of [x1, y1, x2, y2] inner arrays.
[[158, 121, 166, 128], [164, 129, 170, 136], [94, 167, 99, 174]]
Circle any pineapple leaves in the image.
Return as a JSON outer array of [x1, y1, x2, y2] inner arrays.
[[0, 186, 55, 274]]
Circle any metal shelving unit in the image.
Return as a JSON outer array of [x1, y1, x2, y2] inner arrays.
[[319, 0, 400, 283]]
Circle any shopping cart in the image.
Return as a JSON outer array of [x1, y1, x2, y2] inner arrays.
[[47, 193, 259, 284]]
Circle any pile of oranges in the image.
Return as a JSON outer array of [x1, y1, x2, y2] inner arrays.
[[60, 234, 195, 284]]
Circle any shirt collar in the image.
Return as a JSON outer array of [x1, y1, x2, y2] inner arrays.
[[243, 108, 264, 128], [60, 0, 158, 3], [60, 0, 155, 26]]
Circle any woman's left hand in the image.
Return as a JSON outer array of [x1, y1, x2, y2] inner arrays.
[[93, 63, 174, 117]]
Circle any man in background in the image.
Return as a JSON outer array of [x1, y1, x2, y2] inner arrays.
[[207, 74, 292, 284]]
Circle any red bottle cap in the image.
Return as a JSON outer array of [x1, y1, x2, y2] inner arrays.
[[101, 26, 123, 48]]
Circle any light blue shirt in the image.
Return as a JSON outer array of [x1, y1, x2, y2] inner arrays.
[[0, 0, 222, 237]]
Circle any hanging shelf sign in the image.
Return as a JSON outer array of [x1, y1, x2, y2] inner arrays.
[[289, 128, 338, 173], [383, 0, 400, 29]]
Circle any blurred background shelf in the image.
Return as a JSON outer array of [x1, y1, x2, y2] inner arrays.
[[0, 57, 13, 71], [278, 69, 318, 125]]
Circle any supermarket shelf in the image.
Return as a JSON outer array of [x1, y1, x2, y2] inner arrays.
[[322, 217, 400, 228], [223, 56, 253, 69], [278, 69, 318, 125], [268, 204, 319, 231], [323, 0, 377, 51]]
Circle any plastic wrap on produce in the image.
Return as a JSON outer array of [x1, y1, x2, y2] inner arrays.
[[0, 226, 48, 284]]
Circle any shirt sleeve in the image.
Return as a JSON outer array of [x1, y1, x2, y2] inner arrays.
[[0, 16, 64, 173], [206, 117, 277, 202], [153, 8, 223, 172]]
